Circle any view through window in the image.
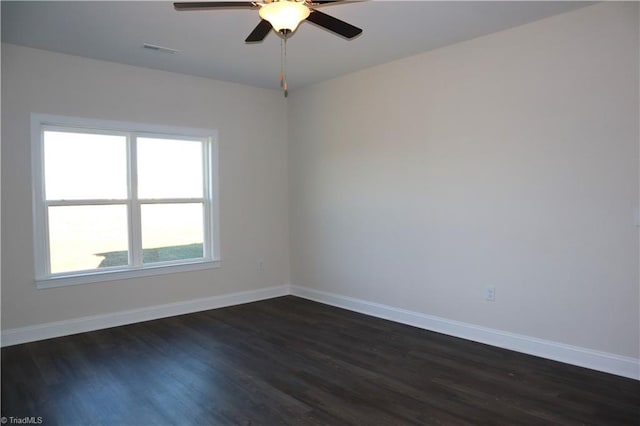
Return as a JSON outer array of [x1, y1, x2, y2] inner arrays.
[[33, 116, 219, 285]]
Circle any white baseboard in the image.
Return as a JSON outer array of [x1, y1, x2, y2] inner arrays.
[[1, 284, 290, 347], [3, 283, 638, 381], [290, 285, 640, 381]]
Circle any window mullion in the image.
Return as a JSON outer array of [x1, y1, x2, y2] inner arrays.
[[129, 134, 143, 267]]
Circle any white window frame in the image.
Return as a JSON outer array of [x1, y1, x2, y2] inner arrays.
[[31, 113, 220, 289]]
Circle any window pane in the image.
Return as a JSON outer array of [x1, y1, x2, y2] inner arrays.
[[48, 205, 129, 274], [137, 137, 203, 199], [44, 131, 127, 200], [141, 203, 204, 264]]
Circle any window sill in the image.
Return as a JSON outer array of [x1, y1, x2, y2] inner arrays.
[[35, 259, 221, 289]]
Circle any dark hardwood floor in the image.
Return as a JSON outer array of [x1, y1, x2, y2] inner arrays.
[[2, 296, 639, 425]]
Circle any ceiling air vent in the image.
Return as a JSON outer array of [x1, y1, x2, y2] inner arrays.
[[143, 43, 179, 54]]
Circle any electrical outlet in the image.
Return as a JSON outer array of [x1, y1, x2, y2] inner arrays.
[[485, 286, 496, 302]]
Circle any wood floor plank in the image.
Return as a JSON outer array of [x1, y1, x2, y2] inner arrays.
[[2, 296, 639, 425]]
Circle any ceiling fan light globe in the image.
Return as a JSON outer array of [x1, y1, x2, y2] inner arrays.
[[259, 0, 310, 33]]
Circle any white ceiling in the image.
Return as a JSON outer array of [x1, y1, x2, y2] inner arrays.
[[2, 1, 593, 91]]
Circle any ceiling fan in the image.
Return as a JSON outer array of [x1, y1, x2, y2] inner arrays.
[[173, 0, 363, 42], [174, 0, 362, 96]]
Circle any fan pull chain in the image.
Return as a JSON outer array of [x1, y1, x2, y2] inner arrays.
[[280, 36, 288, 98]]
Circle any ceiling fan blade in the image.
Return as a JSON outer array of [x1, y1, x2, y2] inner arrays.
[[174, 2, 255, 10], [245, 19, 273, 43], [312, 0, 363, 4], [306, 9, 362, 39]]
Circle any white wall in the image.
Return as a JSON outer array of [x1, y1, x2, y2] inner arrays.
[[1, 44, 289, 329], [288, 2, 639, 359]]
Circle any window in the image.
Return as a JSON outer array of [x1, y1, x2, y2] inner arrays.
[[31, 114, 220, 288]]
